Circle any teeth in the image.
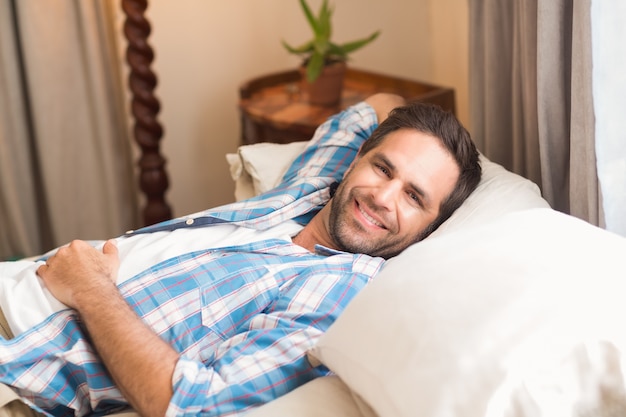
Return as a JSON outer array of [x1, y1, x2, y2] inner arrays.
[[359, 205, 383, 227]]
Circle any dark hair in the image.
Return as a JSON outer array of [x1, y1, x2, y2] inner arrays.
[[359, 101, 482, 240]]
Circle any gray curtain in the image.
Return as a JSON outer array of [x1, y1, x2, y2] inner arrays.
[[469, 0, 602, 226], [0, 1, 139, 259]]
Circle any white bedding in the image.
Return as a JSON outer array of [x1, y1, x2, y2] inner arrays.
[[310, 207, 626, 417], [249, 208, 626, 417]]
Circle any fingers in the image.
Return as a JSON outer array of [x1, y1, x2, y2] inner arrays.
[[103, 239, 118, 257], [34, 240, 121, 308], [36, 263, 47, 277], [103, 240, 120, 273], [36, 240, 98, 276], [36, 239, 119, 281]]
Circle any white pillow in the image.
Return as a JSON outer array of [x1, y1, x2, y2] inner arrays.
[[429, 156, 550, 237], [226, 141, 307, 201], [309, 209, 626, 417]]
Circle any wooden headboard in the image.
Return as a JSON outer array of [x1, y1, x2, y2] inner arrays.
[[121, 0, 171, 227]]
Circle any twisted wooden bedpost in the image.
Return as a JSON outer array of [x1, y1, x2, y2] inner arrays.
[[121, 0, 172, 226]]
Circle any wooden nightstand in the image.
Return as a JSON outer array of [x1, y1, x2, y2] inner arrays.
[[238, 67, 455, 145]]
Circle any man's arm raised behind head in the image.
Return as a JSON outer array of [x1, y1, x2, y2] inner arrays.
[[365, 93, 406, 123]]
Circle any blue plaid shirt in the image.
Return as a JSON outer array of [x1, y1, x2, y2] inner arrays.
[[0, 102, 384, 416]]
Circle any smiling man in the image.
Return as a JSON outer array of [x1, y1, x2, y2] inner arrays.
[[295, 94, 477, 259], [0, 93, 480, 417]]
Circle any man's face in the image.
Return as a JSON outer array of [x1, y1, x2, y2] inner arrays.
[[328, 129, 460, 258]]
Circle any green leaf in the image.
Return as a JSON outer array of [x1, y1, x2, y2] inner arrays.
[[327, 42, 348, 60], [282, 39, 314, 55], [312, 37, 329, 58], [283, 0, 381, 81], [306, 51, 325, 82], [338, 31, 381, 54], [317, 0, 333, 41], [299, 0, 319, 34]]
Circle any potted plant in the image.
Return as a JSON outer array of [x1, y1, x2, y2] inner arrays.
[[282, 0, 380, 106]]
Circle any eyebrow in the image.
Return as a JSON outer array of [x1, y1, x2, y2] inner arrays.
[[373, 152, 432, 207]]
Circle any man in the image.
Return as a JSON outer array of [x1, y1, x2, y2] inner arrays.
[[0, 93, 481, 416]]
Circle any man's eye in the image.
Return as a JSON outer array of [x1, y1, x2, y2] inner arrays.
[[408, 191, 422, 206], [375, 164, 390, 176]]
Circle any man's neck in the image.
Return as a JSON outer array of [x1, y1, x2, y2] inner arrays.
[[292, 204, 335, 252]]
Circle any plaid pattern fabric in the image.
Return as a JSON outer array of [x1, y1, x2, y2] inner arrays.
[[0, 103, 382, 416]]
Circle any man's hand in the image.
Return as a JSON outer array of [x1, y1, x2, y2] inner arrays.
[[38, 239, 177, 416], [37, 240, 119, 309], [365, 93, 406, 123]]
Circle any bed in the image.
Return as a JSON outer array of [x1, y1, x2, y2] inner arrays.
[[3, 2, 626, 416]]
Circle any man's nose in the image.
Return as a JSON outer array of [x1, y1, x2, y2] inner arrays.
[[372, 179, 402, 209]]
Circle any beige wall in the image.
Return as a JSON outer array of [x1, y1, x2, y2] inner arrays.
[[118, 0, 469, 217]]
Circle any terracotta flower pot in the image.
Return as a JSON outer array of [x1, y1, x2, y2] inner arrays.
[[300, 61, 347, 106]]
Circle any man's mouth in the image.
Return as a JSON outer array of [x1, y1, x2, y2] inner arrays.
[[358, 203, 385, 229]]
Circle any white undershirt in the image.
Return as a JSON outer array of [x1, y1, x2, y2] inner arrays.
[[0, 221, 303, 336]]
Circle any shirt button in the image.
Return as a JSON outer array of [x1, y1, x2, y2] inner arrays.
[[125, 230, 134, 235], [185, 219, 194, 226]]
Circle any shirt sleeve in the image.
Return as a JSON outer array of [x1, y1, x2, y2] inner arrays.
[[166, 327, 324, 417], [155, 101, 379, 230], [279, 101, 379, 185], [163, 268, 372, 417]]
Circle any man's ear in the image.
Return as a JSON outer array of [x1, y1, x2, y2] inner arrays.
[[329, 181, 339, 197]]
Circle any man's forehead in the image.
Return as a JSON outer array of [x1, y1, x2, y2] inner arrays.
[[370, 130, 447, 160]]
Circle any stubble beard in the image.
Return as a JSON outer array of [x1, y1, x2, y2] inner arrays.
[[328, 183, 408, 259]]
